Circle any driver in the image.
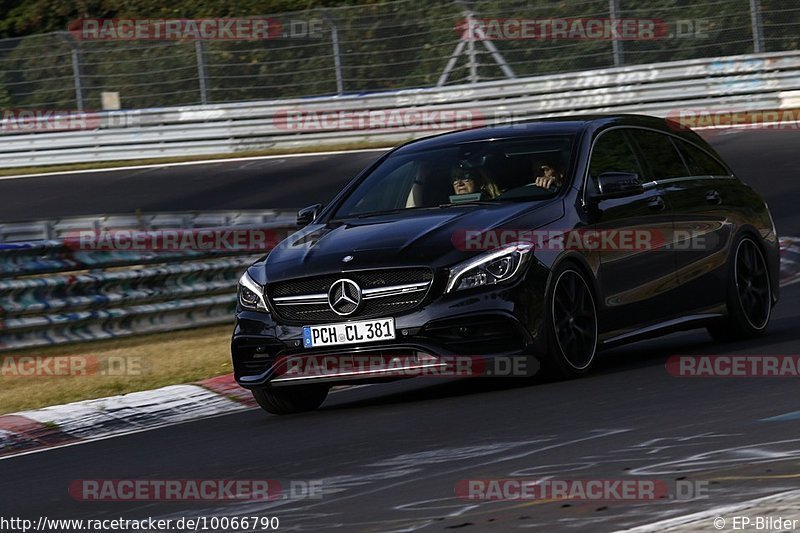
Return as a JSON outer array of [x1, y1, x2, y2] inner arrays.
[[531, 161, 565, 191]]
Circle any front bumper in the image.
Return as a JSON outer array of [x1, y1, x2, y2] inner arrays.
[[231, 269, 548, 388]]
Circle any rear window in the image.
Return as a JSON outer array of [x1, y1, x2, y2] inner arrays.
[[630, 130, 689, 180], [675, 140, 730, 176]]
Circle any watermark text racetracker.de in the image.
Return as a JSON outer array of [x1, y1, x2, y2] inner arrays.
[[272, 354, 538, 379], [1, 109, 97, 132], [0, 355, 144, 377], [667, 355, 800, 377], [68, 228, 287, 252], [0, 110, 139, 132], [454, 18, 715, 41], [68, 17, 324, 40], [68, 478, 322, 501], [452, 228, 712, 252], [666, 108, 800, 131], [456, 18, 668, 41], [274, 108, 484, 131], [456, 478, 709, 501]]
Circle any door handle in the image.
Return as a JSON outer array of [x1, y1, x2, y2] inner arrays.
[[706, 190, 722, 205], [648, 195, 666, 211]]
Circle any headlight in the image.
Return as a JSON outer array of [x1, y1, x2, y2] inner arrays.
[[238, 271, 269, 311], [445, 241, 534, 293]]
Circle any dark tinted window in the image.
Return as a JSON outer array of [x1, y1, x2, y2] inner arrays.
[[332, 136, 575, 218], [588, 130, 643, 186], [676, 140, 730, 176], [631, 130, 689, 180]]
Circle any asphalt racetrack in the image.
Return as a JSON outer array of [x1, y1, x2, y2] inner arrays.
[[1, 129, 799, 531], [0, 130, 797, 236]]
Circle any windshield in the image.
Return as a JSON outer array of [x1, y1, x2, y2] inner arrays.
[[333, 136, 575, 218]]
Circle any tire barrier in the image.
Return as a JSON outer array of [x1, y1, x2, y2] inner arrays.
[[0, 211, 296, 350]]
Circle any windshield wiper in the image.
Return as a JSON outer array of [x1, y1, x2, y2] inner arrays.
[[354, 209, 406, 218], [348, 201, 501, 218], [353, 207, 438, 218], [438, 200, 504, 208]]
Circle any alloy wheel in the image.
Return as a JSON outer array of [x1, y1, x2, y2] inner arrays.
[[734, 238, 771, 330], [551, 269, 598, 371]]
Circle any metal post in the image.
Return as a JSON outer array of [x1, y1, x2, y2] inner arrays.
[[438, 8, 515, 86], [320, 10, 344, 95], [195, 40, 209, 105], [474, 26, 516, 79], [463, 4, 515, 80], [750, 0, 764, 54], [466, 31, 478, 83], [58, 33, 84, 111], [609, 0, 623, 66], [330, 23, 344, 95], [437, 39, 467, 87], [70, 47, 85, 111]]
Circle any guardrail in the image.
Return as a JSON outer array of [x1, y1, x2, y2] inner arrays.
[[0, 211, 296, 350], [1, 51, 800, 168]]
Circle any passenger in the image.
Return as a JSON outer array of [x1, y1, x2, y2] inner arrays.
[[451, 168, 501, 199]]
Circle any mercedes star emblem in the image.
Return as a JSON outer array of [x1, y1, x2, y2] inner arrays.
[[328, 279, 361, 316]]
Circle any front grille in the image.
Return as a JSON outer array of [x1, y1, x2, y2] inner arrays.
[[268, 268, 434, 322]]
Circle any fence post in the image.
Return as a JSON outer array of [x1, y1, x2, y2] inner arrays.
[[750, 0, 764, 54], [466, 34, 478, 83], [58, 32, 85, 111], [609, 0, 624, 66], [195, 40, 209, 105], [319, 10, 344, 96], [331, 23, 344, 95]]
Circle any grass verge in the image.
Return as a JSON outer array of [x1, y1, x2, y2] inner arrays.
[[0, 325, 234, 415]]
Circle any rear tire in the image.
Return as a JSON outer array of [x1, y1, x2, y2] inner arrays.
[[707, 235, 772, 342], [541, 264, 599, 378], [252, 384, 329, 415]]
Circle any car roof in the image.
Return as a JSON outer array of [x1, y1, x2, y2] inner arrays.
[[394, 114, 704, 154]]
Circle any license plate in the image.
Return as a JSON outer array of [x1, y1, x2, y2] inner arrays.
[[303, 318, 395, 348]]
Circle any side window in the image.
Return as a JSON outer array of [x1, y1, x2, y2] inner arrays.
[[675, 140, 730, 176], [631, 130, 689, 180], [588, 130, 643, 190]]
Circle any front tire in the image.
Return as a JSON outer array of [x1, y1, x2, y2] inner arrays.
[[708, 235, 772, 341], [542, 264, 599, 378], [252, 384, 329, 415]]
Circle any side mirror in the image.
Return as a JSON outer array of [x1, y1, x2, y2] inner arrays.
[[297, 203, 323, 227], [591, 172, 644, 200]]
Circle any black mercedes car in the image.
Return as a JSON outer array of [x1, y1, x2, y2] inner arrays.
[[232, 114, 779, 414]]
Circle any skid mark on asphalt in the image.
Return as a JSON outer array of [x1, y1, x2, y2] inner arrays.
[[760, 410, 800, 422], [627, 437, 800, 476], [150, 431, 631, 530], [780, 236, 800, 287]]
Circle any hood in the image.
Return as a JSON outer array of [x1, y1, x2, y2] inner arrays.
[[258, 200, 564, 283]]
